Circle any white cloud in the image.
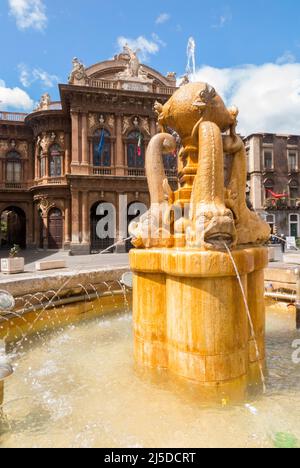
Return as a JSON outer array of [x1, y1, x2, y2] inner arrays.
[[18, 64, 59, 88], [155, 13, 170, 25], [117, 35, 160, 61], [212, 12, 232, 28], [276, 51, 296, 65], [8, 0, 47, 31], [190, 61, 300, 135], [0, 79, 34, 110]]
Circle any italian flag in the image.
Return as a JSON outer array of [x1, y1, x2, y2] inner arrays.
[[137, 133, 142, 157]]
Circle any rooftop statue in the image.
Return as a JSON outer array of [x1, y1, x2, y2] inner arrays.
[[117, 45, 152, 83], [68, 57, 89, 85], [36, 93, 51, 111]]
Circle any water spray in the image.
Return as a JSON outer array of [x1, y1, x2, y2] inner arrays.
[[186, 37, 196, 77]]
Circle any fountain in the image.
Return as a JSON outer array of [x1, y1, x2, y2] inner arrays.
[[129, 82, 271, 401]]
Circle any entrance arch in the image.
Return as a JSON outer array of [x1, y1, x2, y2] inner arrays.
[[48, 208, 63, 250], [90, 202, 115, 253], [0, 206, 26, 249]]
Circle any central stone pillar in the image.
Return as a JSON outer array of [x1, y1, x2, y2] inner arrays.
[[130, 247, 268, 402]]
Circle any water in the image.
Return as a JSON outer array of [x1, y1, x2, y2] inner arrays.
[[0, 302, 299, 448], [224, 244, 266, 393]]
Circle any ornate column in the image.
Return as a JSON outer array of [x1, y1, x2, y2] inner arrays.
[[65, 133, 71, 174], [81, 112, 89, 172], [71, 110, 80, 170], [115, 114, 124, 176], [71, 189, 80, 245], [82, 191, 90, 245], [64, 198, 71, 247]]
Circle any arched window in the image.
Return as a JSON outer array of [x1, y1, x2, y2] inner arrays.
[[6, 151, 22, 183], [127, 131, 145, 168], [289, 180, 299, 207], [49, 144, 62, 177], [264, 179, 274, 199], [40, 153, 46, 178], [93, 129, 111, 167]]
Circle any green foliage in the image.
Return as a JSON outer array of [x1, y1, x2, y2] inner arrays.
[[9, 245, 21, 258], [273, 432, 299, 449]]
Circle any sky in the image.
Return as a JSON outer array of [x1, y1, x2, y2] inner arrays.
[[1, 0, 300, 134]]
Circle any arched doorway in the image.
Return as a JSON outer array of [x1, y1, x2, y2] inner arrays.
[[90, 202, 115, 254], [126, 202, 147, 253], [0, 206, 26, 249], [48, 208, 63, 250]]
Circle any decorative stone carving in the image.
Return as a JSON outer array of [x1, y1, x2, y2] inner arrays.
[[34, 195, 55, 216], [129, 133, 176, 248], [59, 133, 65, 147], [130, 81, 270, 250], [99, 115, 105, 126], [122, 116, 131, 135], [88, 113, 97, 130], [36, 93, 51, 111], [166, 72, 177, 80], [40, 133, 52, 154], [68, 57, 89, 86], [129, 81, 269, 398], [140, 117, 150, 136], [18, 141, 28, 157], [116, 45, 153, 84], [107, 115, 115, 129], [133, 117, 139, 127], [0, 140, 9, 154]]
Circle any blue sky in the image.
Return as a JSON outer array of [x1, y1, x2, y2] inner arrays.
[[1, 0, 300, 134]]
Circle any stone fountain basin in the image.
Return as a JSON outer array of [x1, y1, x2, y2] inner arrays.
[[0, 300, 298, 449]]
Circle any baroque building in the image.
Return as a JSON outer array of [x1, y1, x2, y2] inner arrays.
[[245, 133, 300, 238], [0, 48, 177, 254]]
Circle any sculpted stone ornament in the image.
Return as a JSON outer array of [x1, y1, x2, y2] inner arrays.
[[133, 81, 270, 250], [40, 133, 52, 154], [129, 133, 176, 248], [117, 45, 153, 83], [140, 117, 150, 136], [36, 93, 51, 111], [122, 117, 131, 135], [130, 81, 270, 400], [68, 57, 89, 86]]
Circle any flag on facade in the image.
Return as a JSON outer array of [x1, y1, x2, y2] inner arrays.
[[97, 129, 105, 156], [137, 133, 142, 157], [267, 189, 287, 199]]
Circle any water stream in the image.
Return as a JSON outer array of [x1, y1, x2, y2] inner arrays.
[[224, 244, 266, 393]]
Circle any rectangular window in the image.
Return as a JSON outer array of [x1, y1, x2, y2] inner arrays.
[[288, 151, 298, 172], [6, 162, 21, 183], [263, 150, 273, 170], [290, 214, 299, 237]]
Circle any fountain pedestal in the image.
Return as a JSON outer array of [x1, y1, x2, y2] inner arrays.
[[130, 247, 268, 402]]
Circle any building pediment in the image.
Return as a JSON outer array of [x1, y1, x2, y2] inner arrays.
[[69, 46, 176, 92]]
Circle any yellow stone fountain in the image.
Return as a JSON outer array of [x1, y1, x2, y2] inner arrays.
[[129, 82, 270, 402]]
